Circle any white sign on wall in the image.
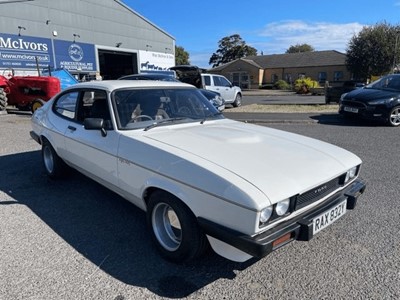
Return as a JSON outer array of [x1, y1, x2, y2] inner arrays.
[[139, 50, 174, 71]]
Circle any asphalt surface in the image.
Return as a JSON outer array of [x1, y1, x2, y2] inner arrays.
[[1, 107, 399, 299]]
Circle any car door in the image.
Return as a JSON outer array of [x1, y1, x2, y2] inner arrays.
[[214, 75, 235, 102], [61, 89, 119, 188]]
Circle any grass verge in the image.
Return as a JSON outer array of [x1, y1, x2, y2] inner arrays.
[[227, 104, 339, 113]]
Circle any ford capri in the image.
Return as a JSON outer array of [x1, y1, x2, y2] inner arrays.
[[30, 80, 366, 263]]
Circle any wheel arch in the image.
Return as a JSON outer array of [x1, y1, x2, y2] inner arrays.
[[141, 178, 195, 214]]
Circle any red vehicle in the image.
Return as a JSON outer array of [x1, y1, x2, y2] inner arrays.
[[0, 71, 61, 113]]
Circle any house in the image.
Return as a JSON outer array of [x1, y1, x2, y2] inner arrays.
[[207, 50, 352, 89]]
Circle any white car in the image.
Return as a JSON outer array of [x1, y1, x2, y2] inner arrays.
[[201, 74, 242, 107], [30, 80, 366, 263]]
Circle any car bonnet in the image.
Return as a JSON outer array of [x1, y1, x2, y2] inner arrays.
[[344, 88, 400, 102], [142, 119, 362, 203]]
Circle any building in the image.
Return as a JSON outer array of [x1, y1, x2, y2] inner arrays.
[[0, 0, 175, 80], [208, 50, 353, 89]]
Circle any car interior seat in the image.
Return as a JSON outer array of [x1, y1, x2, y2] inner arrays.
[[91, 98, 112, 129]]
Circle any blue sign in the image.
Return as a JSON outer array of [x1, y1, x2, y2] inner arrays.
[[54, 40, 96, 72], [0, 33, 53, 69], [0, 32, 97, 72]]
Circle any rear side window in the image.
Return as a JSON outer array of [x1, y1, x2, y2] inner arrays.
[[54, 92, 78, 119], [203, 75, 211, 86]]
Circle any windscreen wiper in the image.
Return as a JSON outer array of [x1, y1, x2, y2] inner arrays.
[[144, 117, 187, 131], [200, 112, 223, 124]]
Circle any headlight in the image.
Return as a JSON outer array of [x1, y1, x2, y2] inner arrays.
[[275, 199, 290, 216], [260, 206, 273, 223], [212, 95, 224, 106], [345, 166, 358, 183], [340, 93, 348, 102], [368, 98, 392, 105]]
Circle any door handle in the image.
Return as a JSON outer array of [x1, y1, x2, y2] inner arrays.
[[68, 125, 76, 131]]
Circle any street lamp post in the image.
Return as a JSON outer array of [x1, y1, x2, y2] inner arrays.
[[392, 31, 400, 73], [46, 20, 57, 69]]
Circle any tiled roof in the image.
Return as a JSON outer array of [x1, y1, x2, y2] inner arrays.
[[210, 50, 346, 71]]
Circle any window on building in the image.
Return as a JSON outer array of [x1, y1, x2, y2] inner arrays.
[[271, 74, 278, 83], [284, 73, 292, 84], [318, 72, 327, 83], [334, 71, 343, 81], [298, 73, 306, 79]]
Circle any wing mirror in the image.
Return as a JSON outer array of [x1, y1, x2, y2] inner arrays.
[[84, 118, 107, 137]]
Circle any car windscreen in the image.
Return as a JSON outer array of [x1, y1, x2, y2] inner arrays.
[[112, 88, 223, 130], [366, 75, 400, 91]]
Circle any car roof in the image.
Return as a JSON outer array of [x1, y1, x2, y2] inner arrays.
[[64, 80, 195, 92]]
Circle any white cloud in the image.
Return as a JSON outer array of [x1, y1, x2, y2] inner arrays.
[[256, 20, 365, 54], [188, 51, 214, 69], [188, 20, 367, 68]]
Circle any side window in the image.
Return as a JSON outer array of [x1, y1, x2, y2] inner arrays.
[[219, 76, 231, 87], [213, 76, 222, 86], [79, 90, 112, 129], [203, 75, 211, 86], [54, 92, 79, 119]]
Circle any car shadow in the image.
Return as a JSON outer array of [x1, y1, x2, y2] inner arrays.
[[0, 150, 257, 298], [310, 113, 384, 127]]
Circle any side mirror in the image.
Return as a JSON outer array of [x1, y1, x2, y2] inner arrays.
[[84, 118, 107, 137]]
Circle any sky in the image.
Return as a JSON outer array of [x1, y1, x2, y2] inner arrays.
[[122, 0, 400, 68]]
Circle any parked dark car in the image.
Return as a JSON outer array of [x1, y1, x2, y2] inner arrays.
[[199, 89, 225, 111], [118, 73, 178, 81], [339, 74, 400, 126]]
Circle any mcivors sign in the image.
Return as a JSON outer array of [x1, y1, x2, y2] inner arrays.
[[0, 33, 52, 68], [0, 32, 97, 72]]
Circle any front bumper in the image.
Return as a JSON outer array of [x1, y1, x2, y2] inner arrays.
[[30, 130, 41, 145], [339, 104, 390, 122], [198, 178, 366, 258]]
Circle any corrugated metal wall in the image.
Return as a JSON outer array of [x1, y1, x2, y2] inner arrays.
[[0, 0, 174, 53]]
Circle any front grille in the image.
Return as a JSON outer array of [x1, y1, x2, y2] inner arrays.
[[341, 100, 366, 109], [294, 176, 343, 210]]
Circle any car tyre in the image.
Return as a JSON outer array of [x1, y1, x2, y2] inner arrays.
[[387, 106, 400, 127], [147, 190, 208, 263], [232, 94, 242, 107], [42, 139, 68, 179]]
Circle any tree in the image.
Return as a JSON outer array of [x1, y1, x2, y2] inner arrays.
[[209, 34, 257, 67], [346, 22, 400, 79], [285, 44, 315, 53], [175, 45, 190, 65]]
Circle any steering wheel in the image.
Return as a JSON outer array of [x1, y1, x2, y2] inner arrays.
[[130, 114, 153, 122]]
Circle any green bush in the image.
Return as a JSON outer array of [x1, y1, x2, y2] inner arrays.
[[294, 77, 320, 94], [273, 80, 291, 90]]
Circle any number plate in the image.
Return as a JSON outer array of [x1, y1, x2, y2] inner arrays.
[[313, 200, 347, 235], [344, 106, 358, 113]]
